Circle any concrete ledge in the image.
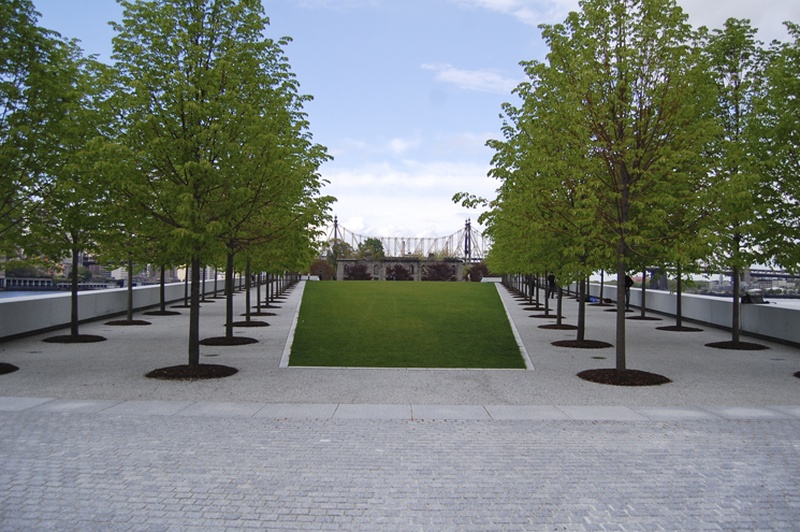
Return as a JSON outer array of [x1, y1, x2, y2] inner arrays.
[[0, 280, 227, 340], [585, 283, 800, 346]]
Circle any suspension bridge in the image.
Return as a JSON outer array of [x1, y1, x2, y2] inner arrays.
[[323, 218, 491, 262]]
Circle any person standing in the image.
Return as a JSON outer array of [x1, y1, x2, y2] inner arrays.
[[547, 273, 557, 299], [625, 274, 634, 310]]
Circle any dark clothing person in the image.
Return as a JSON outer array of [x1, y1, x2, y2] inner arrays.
[[547, 274, 556, 299], [625, 275, 634, 310]]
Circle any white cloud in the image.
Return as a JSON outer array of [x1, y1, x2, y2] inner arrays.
[[679, 0, 800, 43], [421, 62, 519, 94], [446, 0, 577, 26], [388, 136, 421, 155], [321, 159, 497, 238]]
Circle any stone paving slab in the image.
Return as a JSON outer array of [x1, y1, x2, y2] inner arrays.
[[555, 405, 649, 421], [176, 401, 265, 417], [253, 403, 338, 419], [0, 396, 55, 411], [485, 404, 569, 420], [412, 404, 491, 420], [26, 398, 122, 414], [101, 399, 194, 416], [333, 403, 412, 419], [702, 405, 796, 420]]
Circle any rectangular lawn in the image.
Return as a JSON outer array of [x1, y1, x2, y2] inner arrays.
[[289, 281, 525, 368]]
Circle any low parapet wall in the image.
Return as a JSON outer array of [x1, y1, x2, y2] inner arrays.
[[585, 283, 800, 346], [0, 281, 227, 340]]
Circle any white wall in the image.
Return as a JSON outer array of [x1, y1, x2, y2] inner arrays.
[[0, 280, 227, 340], [584, 283, 800, 346]]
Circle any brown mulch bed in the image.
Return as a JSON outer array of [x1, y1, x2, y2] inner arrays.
[[254, 304, 281, 309], [552, 339, 613, 349], [143, 310, 182, 316], [539, 324, 578, 330], [244, 312, 277, 317], [0, 363, 20, 375], [170, 304, 192, 308], [528, 314, 564, 319], [230, 321, 269, 328], [627, 316, 662, 321], [145, 364, 238, 380], [105, 319, 152, 326], [794, 371, 800, 379], [578, 368, 672, 386], [43, 334, 107, 343], [199, 336, 259, 346], [705, 341, 769, 351], [657, 325, 704, 332]]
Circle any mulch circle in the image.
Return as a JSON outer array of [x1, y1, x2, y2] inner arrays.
[[552, 339, 613, 349], [230, 321, 269, 328], [522, 306, 541, 311], [604, 308, 635, 312], [244, 312, 277, 317], [143, 310, 182, 316], [794, 371, 800, 379], [255, 305, 281, 309], [657, 325, 704, 332], [170, 304, 192, 308], [145, 364, 238, 381], [627, 316, 662, 321], [539, 324, 578, 330], [528, 314, 564, 319], [43, 334, 107, 343], [199, 336, 259, 346], [105, 319, 152, 326], [0, 363, 20, 375], [578, 368, 672, 386], [705, 341, 769, 351]]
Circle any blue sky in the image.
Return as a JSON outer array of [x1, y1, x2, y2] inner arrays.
[[33, 0, 800, 242]]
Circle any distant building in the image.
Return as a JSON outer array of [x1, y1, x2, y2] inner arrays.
[[336, 257, 464, 281]]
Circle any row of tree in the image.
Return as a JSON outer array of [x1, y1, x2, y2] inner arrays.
[[456, 0, 799, 371], [1, 0, 333, 366]]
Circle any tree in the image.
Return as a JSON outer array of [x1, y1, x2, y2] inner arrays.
[[703, 19, 768, 346], [0, 0, 74, 252], [539, 0, 713, 369], [357, 237, 385, 260], [23, 41, 114, 341], [755, 23, 800, 274], [112, 0, 331, 365], [422, 262, 456, 281], [344, 263, 372, 280]]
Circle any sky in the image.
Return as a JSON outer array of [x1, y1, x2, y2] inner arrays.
[[32, 0, 800, 243]]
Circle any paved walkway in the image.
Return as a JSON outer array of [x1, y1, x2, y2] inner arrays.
[[1, 281, 798, 530]]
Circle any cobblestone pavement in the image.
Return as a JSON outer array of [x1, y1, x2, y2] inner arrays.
[[1, 411, 799, 531], [1, 282, 799, 529]]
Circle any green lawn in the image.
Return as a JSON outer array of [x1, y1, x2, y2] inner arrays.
[[289, 281, 525, 368]]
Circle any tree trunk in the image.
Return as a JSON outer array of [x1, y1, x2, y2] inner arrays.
[[732, 265, 741, 344], [70, 248, 80, 336], [126, 257, 134, 322], [676, 264, 683, 328], [599, 270, 605, 303], [244, 258, 252, 322], [188, 258, 200, 366], [556, 287, 563, 326], [159, 264, 166, 313], [576, 277, 586, 342], [256, 271, 262, 310], [183, 272, 189, 306], [616, 262, 627, 371], [225, 251, 235, 339], [639, 268, 647, 318]]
